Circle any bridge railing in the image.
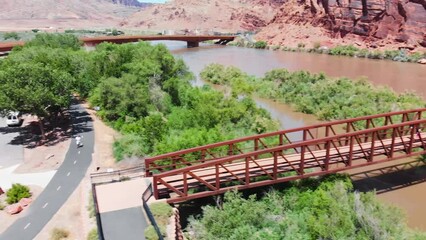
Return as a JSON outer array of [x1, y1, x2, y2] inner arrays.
[[152, 119, 426, 203], [145, 108, 426, 176]]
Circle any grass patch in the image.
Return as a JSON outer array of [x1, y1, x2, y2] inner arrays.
[[87, 228, 98, 240], [50, 228, 69, 240], [144, 202, 174, 240]]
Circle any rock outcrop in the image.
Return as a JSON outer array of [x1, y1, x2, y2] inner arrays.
[[258, 0, 426, 48]]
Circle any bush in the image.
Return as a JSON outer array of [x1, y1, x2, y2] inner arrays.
[[3, 32, 20, 40], [200, 64, 425, 122], [150, 202, 173, 225], [329, 45, 359, 56], [31, 29, 40, 33], [187, 175, 424, 239], [6, 183, 31, 204], [297, 43, 306, 48], [254, 41, 267, 49], [144, 225, 166, 240], [50, 228, 69, 240], [87, 228, 98, 240]]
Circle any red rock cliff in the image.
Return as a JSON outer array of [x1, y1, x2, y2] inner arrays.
[[259, 0, 426, 48]]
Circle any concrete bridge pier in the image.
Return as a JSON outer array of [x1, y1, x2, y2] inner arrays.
[[187, 41, 199, 48]]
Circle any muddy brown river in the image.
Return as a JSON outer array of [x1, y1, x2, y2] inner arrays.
[[161, 41, 426, 231]]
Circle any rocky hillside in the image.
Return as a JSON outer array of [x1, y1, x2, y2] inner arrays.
[[123, 0, 425, 49], [122, 0, 281, 32], [0, 0, 143, 31], [257, 0, 426, 49]]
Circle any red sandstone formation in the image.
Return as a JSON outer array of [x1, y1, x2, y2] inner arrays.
[[123, 0, 280, 32], [257, 0, 426, 49]]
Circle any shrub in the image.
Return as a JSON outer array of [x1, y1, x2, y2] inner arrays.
[[329, 45, 359, 56], [312, 42, 321, 50], [150, 202, 173, 225], [297, 43, 306, 48], [50, 228, 69, 240], [6, 183, 31, 204], [368, 50, 383, 59], [356, 49, 370, 58], [254, 41, 267, 49], [0, 201, 5, 210], [87, 228, 98, 240], [3, 32, 20, 40], [144, 225, 166, 240], [31, 29, 40, 33]]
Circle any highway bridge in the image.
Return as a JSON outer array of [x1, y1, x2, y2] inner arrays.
[[145, 109, 426, 203], [0, 35, 235, 53]]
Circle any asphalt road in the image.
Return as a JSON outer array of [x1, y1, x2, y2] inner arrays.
[[0, 117, 24, 169], [0, 102, 94, 240]]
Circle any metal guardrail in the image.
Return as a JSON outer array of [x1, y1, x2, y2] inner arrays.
[[90, 166, 145, 185], [142, 184, 164, 240], [90, 165, 146, 240]]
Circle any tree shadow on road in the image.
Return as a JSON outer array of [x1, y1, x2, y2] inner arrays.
[[2, 104, 94, 148]]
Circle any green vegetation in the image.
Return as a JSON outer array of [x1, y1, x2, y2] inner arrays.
[[254, 41, 267, 49], [3, 32, 20, 40], [200, 64, 424, 121], [87, 228, 98, 240], [187, 175, 426, 240], [144, 202, 174, 240], [0, 200, 5, 210], [0, 34, 87, 138], [6, 183, 31, 204], [231, 36, 426, 63], [88, 42, 278, 160], [50, 228, 69, 240], [88, 194, 95, 219]]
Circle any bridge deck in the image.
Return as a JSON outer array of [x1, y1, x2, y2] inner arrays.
[[0, 35, 235, 52], [152, 117, 426, 203]]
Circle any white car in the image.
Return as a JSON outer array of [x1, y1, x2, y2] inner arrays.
[[6, 112, 22, 127]]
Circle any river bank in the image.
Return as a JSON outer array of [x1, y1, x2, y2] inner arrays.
[[229, 37, 426, 65]]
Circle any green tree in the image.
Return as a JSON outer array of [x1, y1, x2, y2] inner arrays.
[[0, 61, 75, 138], [26, 33, 82, 50]]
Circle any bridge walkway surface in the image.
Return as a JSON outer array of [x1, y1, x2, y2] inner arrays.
[[145, 109, 426, 203], [90, 168, 151, 240]]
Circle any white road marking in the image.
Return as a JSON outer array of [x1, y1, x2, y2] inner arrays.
[[67, 172, 71, 177], [78, 151, 80, 154], [73, 160, 77, 164], [24, 223, 31, 230], [57, 186, 61, 191], [42, 202, 48, 208]]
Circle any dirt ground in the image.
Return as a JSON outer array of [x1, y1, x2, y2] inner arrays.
[[0, 185, 43, 233]]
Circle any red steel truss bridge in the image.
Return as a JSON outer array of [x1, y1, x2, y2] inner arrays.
[[145, 109, 426, 203]]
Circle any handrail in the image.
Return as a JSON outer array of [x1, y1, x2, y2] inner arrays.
[[147, 108, 425, 161], [142, 184, 164, 240], [153, 119, 426, 177], [145, 109, 426, 174]]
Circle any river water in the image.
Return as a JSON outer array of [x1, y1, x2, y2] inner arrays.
[[161, 41, 426, 230]]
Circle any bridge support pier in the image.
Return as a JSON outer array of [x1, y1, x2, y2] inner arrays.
[[187, 41, 199, 48]]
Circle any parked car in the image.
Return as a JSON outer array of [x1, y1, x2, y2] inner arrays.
[[6, 112, 23, 127]]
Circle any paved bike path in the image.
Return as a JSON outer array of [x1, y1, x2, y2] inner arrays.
[[0, 102, 94, 240]]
